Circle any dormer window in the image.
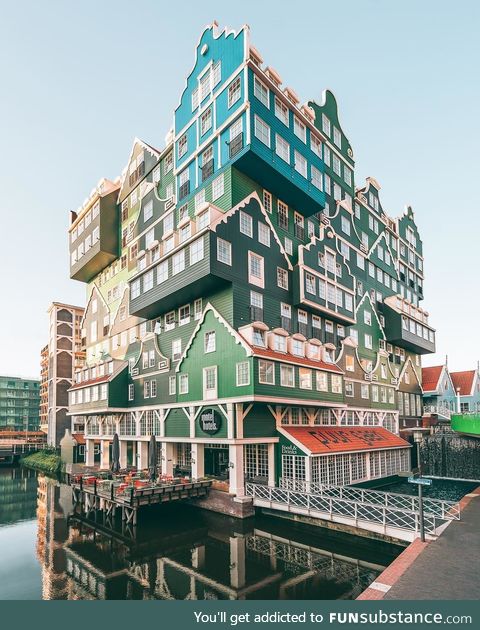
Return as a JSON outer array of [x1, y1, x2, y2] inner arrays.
[[251, 328, 265, 348], [308, 343, 320, 360], [324, 347, 335, 363], [274, 334, 286, 353], [292, 339, 304, 357]]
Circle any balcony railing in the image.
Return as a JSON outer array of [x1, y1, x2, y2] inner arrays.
[[424, 405, 452, 420]]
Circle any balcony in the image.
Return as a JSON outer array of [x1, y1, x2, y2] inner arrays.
[[69, 184, 120, 283], [380, 299, 435, 355]]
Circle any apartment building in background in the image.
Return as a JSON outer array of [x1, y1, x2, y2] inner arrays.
[[0, 375, 40, 432]]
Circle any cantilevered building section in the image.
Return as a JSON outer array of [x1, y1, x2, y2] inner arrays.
[[67, 23, 435, 493], [40, 302, 85, 446]]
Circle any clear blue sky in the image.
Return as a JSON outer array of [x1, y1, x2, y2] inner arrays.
[[0, 0, 478, 377]]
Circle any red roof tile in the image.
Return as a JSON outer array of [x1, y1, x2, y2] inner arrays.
[[72, 433, 86, 445], [421, 366, 444, 392], [281, 426, 410, 455], [249, 346, 343, 373], [450, 370, 476, 396]]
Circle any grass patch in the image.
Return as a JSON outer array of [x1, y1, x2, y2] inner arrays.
[[21, 450, 62, 475]]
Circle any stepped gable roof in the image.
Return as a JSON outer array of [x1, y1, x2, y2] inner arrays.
[[281, 426, 410, 455], [421, 366, 444, 392], [450, 370, 476, 396]]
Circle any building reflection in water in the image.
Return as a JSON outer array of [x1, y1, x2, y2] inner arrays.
[[0, 466, 38, 525], [34, 476, 399, 600]]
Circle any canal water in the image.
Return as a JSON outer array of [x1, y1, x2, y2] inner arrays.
[[0, 466, 403, 600]]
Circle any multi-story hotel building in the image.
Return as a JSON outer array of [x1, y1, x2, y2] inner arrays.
[[0, 375, 40, 432], [40, 302, 85, 446], [68, 23, 435, 496]]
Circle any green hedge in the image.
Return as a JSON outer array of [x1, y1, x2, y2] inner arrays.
[[21, 450, 62, 475]]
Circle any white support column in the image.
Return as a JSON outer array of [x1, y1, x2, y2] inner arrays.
[[135, 411, 141, 437], [159, 409, 166, 438], [229, 535, 246, 589], [227, 403, 234, 439], [137, 441, 148, 470], [267, 443, 276, 487], [162, 442, 174, 476], [229, 444, 245, 497], [85, 439, 95, 467], [100, 440, 110, 469], [189, 406, 195, 438], [119, 440, 128, 469], [191, 443, 204, 480], [192, 545, 205, 569]]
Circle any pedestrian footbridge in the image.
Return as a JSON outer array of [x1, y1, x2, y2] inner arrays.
[[245, 480, 461, 543]]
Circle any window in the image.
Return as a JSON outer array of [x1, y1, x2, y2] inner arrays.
[[292, 339, 304, 356], [341, 216, 350, 235], [333, 126, 342, 148], [128, 384, 134, 401], [157, 260, 168, 284], [278, 200, 289, 230], [178, 134, 187, 158], [192, 87, 199, 110], [179, 304, 190, 325], [254, 115, 270, 146], [164, 151, 173, 173], [239, 211, 253, 237], [284, 237, 293, 255], [259, 360, 275, 384], [364, 310, 372, 326], [331, 375, 342, 393], [316, 372, 328, 391], [143, 199, 153, 222], [212, 174, 224, 200], [172, 339, 182, 361], [236, 362, 250, 386], [204, 331, 216, 353], [228, 76, 241, 107], [280, 364, 295, 387], [365, 334, 373, 349], [299, 368, 312, 389], [189, 238, 204, 264], [253, 76, 269, 107], [144, 269, 154, 292], [293, 116, 306, 142], [258, 222, 270, 247], [263, 190, 272, 213], [203, 366, 217, 400], [217, 238, 232, 265], [131, 279, 140, 299], [361, 384, 369, 399], [344, 167, 352, 186], [311, 165, 323, 190], [144, 381, 150, 399], [172, 250, 185, 275], [274, 334, 286, 352], [200, 108, 212, 135], [169, 376, 176, 395], [150, 380, 157, 398], [163, 211, 174, 234], [322, 114, 331, 136], [277, 267, 288, 289], [248, 252, 264, 286], [333, 154, 341, 176], [165, 311, 175, 331], [294, 151, 307, 177], [306, 272, 316, 294], [274, 97, 289, 125], [275, 134, 290, 162], [252, 328, 266, 347], [179, 374, 189, 394], [194, 298, 202, 320]]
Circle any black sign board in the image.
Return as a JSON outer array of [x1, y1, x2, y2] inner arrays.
[[199, 409, 222, 435]]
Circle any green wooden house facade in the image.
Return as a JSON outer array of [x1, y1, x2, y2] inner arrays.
[[66, 23, 436, 496]]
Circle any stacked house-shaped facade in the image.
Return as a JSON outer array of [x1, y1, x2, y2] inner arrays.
[[67, 23, 436, 496]]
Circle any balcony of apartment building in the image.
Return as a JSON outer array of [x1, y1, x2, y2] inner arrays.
[[380, 295, 435, 355], [128, 204, 232, 320], [69, 179, 120, 283]]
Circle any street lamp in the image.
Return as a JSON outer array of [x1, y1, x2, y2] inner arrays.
[[413, 429, 425, 542]]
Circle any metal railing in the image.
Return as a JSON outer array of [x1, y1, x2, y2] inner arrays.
[[246, 482, 439, 535], [278, 478, 460, 521], [424, 405, 452, 419]]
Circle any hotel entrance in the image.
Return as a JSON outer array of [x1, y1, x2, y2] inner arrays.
[[204, 445, 229, 479]]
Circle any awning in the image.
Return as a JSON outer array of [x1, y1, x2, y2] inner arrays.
[[280, 426, 410, 456]]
